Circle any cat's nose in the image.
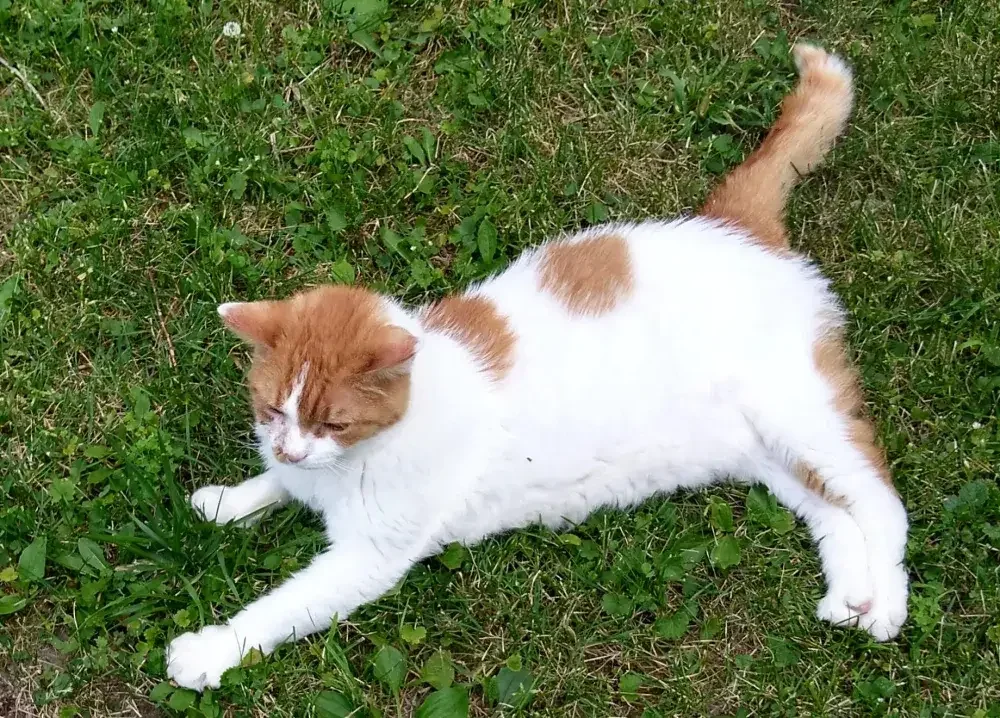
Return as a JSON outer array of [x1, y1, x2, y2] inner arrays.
[[274, 445, 307, 464]]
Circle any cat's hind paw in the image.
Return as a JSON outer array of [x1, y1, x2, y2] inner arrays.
[[816, 585, 872, 630], [817, 564, 907, 641], [859, 563, 908, 642]]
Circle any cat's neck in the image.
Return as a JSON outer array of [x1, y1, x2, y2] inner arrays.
[[355, 298, 502, 465]]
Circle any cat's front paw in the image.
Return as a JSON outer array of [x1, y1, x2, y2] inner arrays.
[[191, 486, 260, 526], [166, 625, 245, 691]]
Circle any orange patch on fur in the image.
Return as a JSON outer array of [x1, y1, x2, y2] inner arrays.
[[812, 330, 896, 494], [230, 286, 415, 449], [792, 461, 849, 508], [538, 234, 633, 315], [422, 295, 515, 380]]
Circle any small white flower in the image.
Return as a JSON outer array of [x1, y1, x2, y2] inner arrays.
[[972, 421, 982, 429], [111, 26, 118, 33], [222, 21, 242, 38]]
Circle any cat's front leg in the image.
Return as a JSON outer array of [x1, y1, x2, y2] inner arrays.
[[166, 537, 421, 690], [190, 470, 290, 527]]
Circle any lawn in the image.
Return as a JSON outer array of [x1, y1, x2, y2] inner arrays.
[[2, 0, 999, 716]]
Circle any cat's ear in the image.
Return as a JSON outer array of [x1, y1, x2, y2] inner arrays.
[[218, 301, 285, 348], [365, 326, 417, 375]]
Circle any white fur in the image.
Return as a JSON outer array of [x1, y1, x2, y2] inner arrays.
[[168, 218, 909, 690]]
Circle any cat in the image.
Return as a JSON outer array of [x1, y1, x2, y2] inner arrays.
[[166, 44, 908, 691]]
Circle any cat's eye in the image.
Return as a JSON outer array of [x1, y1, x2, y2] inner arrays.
[[324, 421, 349, 432], [266, 406, 283, 418]]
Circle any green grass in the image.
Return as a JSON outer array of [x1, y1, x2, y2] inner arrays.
[[2, 0, 1000, 715]]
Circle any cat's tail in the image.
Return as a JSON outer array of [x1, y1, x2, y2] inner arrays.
[[701, 43, 854, 250]]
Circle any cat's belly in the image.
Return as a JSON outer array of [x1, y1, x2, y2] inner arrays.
[[437, 400, 758, 546]]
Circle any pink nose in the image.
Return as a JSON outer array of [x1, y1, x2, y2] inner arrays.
[[274, 446, 306, 464]]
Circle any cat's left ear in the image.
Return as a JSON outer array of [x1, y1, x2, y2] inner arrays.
[[365, 325, 417, 376], [218, 301, 285, 348]]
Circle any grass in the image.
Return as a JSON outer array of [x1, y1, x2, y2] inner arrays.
[[2, 0, 1000, 715]]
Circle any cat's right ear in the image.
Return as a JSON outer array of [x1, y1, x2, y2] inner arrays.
[[218, 301, 284, 348]]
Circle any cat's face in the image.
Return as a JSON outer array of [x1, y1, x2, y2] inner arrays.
[[219, 286, 416, 469]]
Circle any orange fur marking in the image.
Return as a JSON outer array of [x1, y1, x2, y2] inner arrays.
[[813, 331, 896, 494], [792, 461, 849, 508], [538, 234, 633, 315], [422, 295, 516, 380]]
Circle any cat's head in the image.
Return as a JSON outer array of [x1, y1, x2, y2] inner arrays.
[[218, 286, 416, 469]]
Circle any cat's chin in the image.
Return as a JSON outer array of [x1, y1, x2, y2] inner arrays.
[[289, 462, 335, 471], [269, 456, 345, 472]]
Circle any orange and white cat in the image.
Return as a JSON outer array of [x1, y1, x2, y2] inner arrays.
[[167, 45, 908, 691]]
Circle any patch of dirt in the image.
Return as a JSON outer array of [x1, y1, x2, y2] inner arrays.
[[0, 616, 162, 718]]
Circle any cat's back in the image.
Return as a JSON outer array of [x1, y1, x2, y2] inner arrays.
[[475, 216, 837, 381]]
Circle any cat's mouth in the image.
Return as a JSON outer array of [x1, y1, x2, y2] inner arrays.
[[279, 455, 349, 472]]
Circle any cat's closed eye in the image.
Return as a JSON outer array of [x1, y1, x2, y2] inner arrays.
[[324, 422, 349, 432], [266, 406, 283, 419]]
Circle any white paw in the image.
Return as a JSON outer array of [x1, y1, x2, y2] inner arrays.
[[859, 563, 908, 642], [817, 563, 908, 641], [191, 486, 260, 526], [817, 573, 874, 630], [166, 625, 245, 691]]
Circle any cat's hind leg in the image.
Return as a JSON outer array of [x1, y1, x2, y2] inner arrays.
[[748, 383, 909, 641], [754, 459, 877, 630], [191, 470, 290, 526], [785, 436, 907, 641]]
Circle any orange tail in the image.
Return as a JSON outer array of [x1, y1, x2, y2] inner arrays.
[[701, 44, 855, 249]]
